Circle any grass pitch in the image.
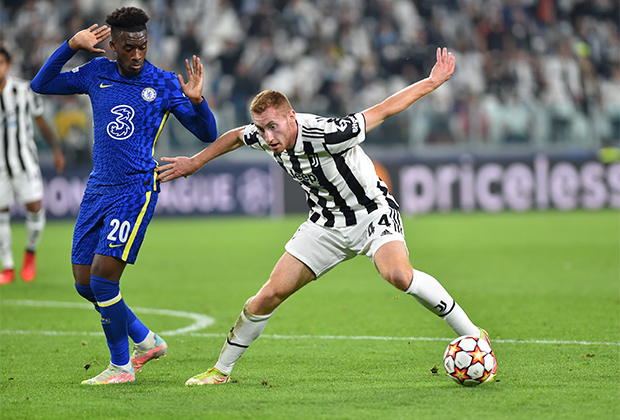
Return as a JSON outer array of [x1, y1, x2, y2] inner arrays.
[[0, 210, 618, 419]]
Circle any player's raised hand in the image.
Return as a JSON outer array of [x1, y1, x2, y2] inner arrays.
[[178, 55, 204, 104], [67, 24, 110, 53], [428, 47, 455, 87], [157, 156, 199, 182]]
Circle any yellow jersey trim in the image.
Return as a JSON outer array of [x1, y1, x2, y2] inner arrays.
[[122, 190, 152, 261], [151, 111, 170, 191]]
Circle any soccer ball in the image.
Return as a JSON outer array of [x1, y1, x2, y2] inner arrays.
[[443, 335, 497, 386]]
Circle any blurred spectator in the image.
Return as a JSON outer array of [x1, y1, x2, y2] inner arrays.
[[0, 0, 617, 158]]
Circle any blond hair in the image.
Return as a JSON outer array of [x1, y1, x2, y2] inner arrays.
[[250, 90, 293, 115]]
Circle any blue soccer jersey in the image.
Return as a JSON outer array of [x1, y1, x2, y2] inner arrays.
[[32, 41, 217, 264], [31, 41, 217, 195]]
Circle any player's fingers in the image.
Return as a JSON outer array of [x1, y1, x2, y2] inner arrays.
[[178, 74, 185, 86], [185, 58, 192, 75], [96, 28, 111, 41], [93, 25, 108, 35], [157, 167, 172, 178], [87, 23, 99, 32], [194, 57, 203, 77], [161, 172, 180, 182]]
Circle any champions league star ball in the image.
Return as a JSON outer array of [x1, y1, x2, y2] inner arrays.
[[443, 335, 497, 386]]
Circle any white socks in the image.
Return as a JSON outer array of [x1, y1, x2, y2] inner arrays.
[[25, 209, 45, 252], [0, 210, 45, 270], [405, 270, 479, 337], [134, 331, 156, 350], [212, 271, 479, 376], [0, 211, 13, 269], [112, 361, 134, 373], [214, 299, 273, 375]]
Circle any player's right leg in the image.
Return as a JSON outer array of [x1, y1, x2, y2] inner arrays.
[[0, 176, 15, 285], [186, 252, 315, 386], [0, 209, 15, 285], [74, 265, 167, 374], [82, 257, 135, 385]]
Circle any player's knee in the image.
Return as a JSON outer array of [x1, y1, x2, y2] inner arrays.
[[383, 266, 413, 291], [25, 201, 42, 213]]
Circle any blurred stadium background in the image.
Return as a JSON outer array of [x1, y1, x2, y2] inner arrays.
[[1, 0, 618, 218]]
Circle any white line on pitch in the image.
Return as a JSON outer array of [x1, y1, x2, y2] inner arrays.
[[0, 299, 215, 336], [0, 329, 617, 347], [2, 299, 618, 346], [186, 332, 620, 346]]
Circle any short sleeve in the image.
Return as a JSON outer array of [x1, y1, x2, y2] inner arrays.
[[28, 90, 45, 118], [242, 124, 265, 151], [322, 113, 366, 154]]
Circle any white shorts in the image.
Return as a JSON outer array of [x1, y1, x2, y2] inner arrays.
[[285, 207, 407, 278], [0, 170, 44, 209]]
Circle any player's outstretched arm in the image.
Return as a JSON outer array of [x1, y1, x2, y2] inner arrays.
[[67, 24, 110, 53], [157, 126, 246, 182], [178, 55, 204, 104], [31, 24, 110, 94], [362, 47, 455, 132]]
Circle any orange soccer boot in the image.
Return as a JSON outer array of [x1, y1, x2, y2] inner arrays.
[[21, 251, 36, 282], [0, 268, 15, 285]]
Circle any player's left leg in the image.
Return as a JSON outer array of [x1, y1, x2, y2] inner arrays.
[[374, 241, 479, 337], [21, 200, 45, 282]]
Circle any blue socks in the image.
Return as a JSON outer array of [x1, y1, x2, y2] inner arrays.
[[75, 283, 100, 312], [90, 276, 129, 366], [126, 306, 149, 344], [75, 282, 150, 344]]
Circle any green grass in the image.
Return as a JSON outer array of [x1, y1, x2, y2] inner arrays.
[[1, 210, 618, 419]]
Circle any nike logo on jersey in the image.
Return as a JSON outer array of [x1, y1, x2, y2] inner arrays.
[[100, 83, 113, 88], [109, 243, 124, 248]]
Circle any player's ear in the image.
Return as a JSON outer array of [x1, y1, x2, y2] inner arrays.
[[109, 40, 116, 53]]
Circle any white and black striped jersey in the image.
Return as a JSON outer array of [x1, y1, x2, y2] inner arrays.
[[0, 76, 44, 178], [242, 112, 398, 228]]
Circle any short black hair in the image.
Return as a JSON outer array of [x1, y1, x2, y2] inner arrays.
[[105, 7, 149, 36], [0, 46, 11, 63]]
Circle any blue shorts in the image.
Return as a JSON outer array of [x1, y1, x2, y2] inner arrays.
[[72, 190, 159, 265]]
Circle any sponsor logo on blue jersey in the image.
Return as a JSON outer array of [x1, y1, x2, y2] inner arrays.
[[107, 105, 135, 140]]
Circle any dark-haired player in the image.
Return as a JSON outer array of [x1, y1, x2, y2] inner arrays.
[[31, 7, 217, 384], [158, 48, 495, 386]]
